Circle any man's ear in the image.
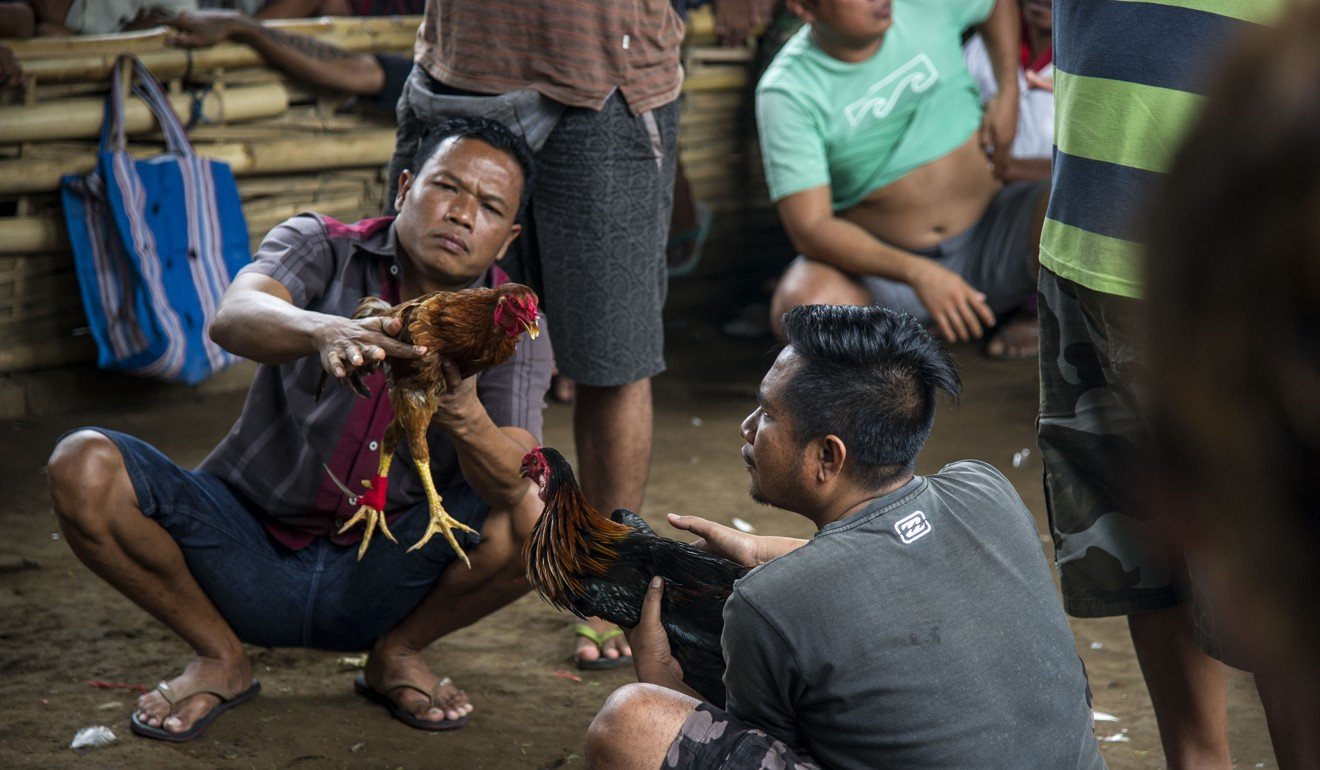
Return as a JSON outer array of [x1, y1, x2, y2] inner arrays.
[[493, 223, 523, 263], [785, 0, 815, 23], [814, 434, 848, 483], [394, 169, 415, 213]]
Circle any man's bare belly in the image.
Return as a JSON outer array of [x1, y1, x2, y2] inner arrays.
[[842, 135, 1001, 252]]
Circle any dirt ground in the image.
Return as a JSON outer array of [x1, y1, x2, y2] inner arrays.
[[0, 316, 1276, 769]]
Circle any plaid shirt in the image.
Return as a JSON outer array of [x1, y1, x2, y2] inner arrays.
[[199, 214, 553, 549], [415, 0, 684, 116]]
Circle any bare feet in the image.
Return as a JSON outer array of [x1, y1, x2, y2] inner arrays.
[[574, 616, 632, 667], [985, 316, 1039, 360], [365, 638, 473, 723], [133, 654, 253, 735]]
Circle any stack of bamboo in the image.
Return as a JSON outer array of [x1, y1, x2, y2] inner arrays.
[[678, 9, 784, 283], [0, 16, 414, 373], [0, 10, 774, 378]]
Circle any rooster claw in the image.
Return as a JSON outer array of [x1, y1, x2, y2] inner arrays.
[[339, 504, 398, 560], [407, 513, 478, 567]]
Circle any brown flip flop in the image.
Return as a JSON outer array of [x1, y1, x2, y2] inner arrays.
[[353, 674, 471, 731], [129, 679, 261, 742]]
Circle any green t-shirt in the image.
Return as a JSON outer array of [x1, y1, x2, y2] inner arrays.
[[755, 0, 993, 211], [1040, 0, 1285, 297]]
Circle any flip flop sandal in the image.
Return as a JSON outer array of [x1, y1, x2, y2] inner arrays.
[[354, 674, 471, 731], [573, 622, 633, 671], [129, 679, 261, 742]]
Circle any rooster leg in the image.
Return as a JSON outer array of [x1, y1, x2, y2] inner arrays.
[[406, 453, 479, 566], [338, 424, 400, 560]]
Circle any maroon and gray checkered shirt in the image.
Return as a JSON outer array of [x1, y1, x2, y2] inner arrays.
[[415, 0, 684, 116], [199, 214, 553, 550]]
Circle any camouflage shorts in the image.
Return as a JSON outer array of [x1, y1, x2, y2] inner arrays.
[[1037, 268, 1186, 617], [665, 703, 820, 770]]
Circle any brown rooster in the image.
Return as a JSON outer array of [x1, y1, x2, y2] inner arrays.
[[520, 446, 747, 707], [326, 283, 540, 562]]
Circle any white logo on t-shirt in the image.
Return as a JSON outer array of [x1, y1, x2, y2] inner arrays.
[[844, 53, 941, 128], [894, 510, 932, 544]]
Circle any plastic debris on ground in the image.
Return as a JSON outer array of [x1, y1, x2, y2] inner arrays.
[[552, 669, 582, 683], [1093, 711, 1119, 723], [1011, 448, 1032, 468], [731, 517, 756, 534], [51, 533, 60, 540], [351, 742, 366, 753], [70, 726, 116, 749], [1090, 641, 1104, 650], [337, 654, 368, 669], [1099, 730, 1130, 743], [690, 417, 704, 427], [87, 679, 148, 694]]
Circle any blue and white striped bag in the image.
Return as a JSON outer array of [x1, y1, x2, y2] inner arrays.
[[61, 55, 249, 385]]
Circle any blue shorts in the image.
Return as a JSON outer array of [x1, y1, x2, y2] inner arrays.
[[90, 428, 489, 652]]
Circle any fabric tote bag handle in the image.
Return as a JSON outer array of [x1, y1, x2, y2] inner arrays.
[[100, 54, 194, 158]]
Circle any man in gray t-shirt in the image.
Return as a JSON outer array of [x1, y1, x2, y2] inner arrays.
[[586, 305, 1104, 769]]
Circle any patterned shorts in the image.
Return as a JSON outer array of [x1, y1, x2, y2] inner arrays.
[[665, 703, 820, 770], [1037, 268, 1186, 617]]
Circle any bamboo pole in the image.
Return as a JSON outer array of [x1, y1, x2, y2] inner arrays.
[[2, 29, 169, 58], [0, 82, 289, 144], [0, 128, 397, 195], [14, 17, 420, 85], [0, 216, 67, 254], [0, 174, 385, 254]]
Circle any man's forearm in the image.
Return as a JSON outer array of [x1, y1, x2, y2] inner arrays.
[[790, 215, 925, 285], [979, 0, 1021, 99], [443, 411, 535, 511], [229, 18, 385, 96], [211, 289, 332, 364]]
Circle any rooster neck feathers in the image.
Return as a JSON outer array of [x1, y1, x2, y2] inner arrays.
[[523, 447, 631, 609]]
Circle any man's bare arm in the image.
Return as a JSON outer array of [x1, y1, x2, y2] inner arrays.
[[167, 11, 385, 97], [976, 0, 1021, 177], [777, 187, 996, 341], [211, 273, 422, 376]]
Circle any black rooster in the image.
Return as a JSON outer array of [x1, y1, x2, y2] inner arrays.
[[520, 446, 748, 707]]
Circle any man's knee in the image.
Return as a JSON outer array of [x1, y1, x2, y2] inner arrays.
[[587, 684, 656, 763], [773, 258, 871, 313], [47, 430, 129, 529]]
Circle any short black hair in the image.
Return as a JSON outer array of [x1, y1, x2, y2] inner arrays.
[[779, 305, 961, 487], [411, 116, 536, 210]]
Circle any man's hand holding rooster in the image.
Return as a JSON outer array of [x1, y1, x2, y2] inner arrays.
[[313, 315, 424, 381], [429, 358, 484, 432], [667, 514, 808, 567], [624, 577, 699, 699]]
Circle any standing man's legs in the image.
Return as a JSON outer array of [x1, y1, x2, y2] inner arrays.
[[1037, 269, 1229, 768], [532, 94, 679, 663]]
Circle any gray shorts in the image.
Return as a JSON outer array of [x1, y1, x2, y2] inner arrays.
[[1037, 267, 1186, 617], [388, 65, 676, 387], [862, 180, 1046, 321]]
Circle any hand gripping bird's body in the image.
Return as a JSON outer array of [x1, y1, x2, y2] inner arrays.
[[520, 446, 748, 707], [325, 283, 540, 562]]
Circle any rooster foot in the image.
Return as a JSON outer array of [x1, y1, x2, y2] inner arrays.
[[338, 501, 398, 561], [408, 510, 477, 566]]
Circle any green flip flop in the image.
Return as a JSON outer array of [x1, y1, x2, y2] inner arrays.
[[573, 623, 633, 671]]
